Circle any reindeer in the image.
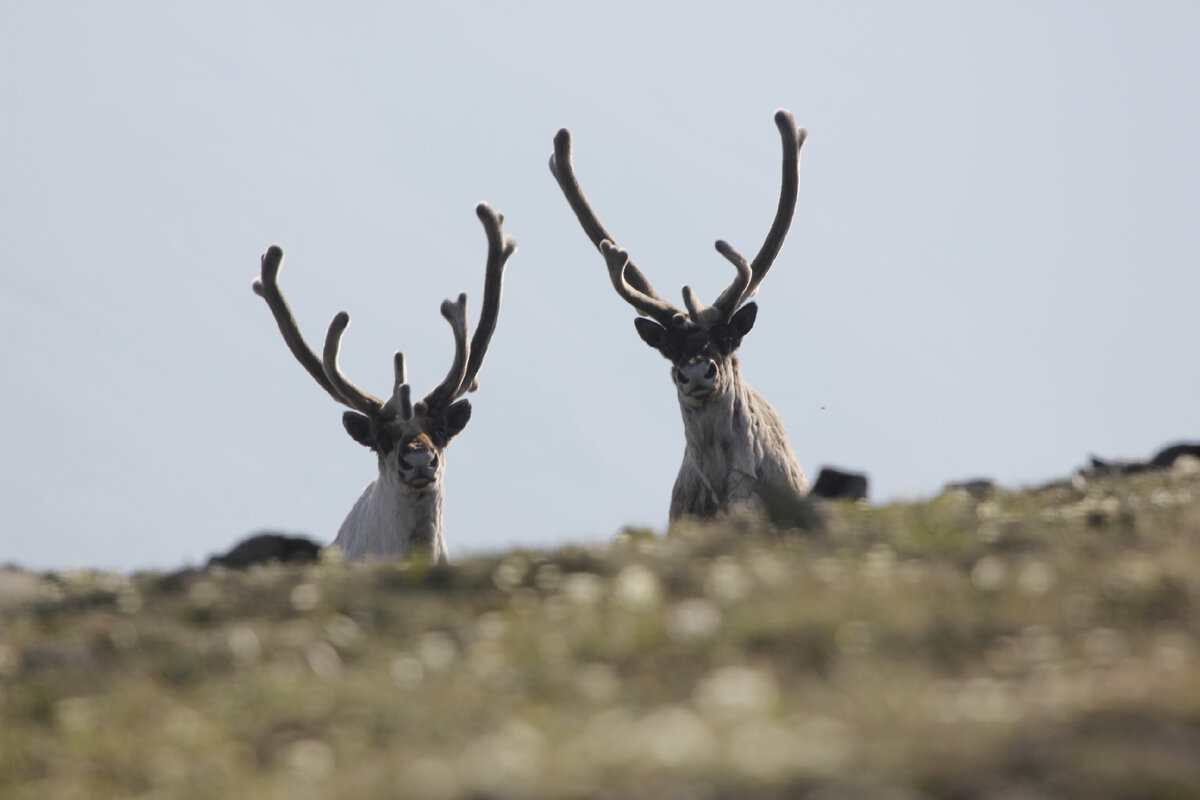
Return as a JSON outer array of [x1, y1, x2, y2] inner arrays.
[[550, 110, 809, 521], [252, 203, 515, 562]]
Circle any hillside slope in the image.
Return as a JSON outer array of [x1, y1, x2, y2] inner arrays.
[[3, 464, 1199, 799]]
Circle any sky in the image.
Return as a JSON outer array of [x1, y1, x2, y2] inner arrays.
[[1, 2, 1197, 572]]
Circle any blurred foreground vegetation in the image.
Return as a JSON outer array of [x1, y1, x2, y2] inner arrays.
[[3, 464, 1200, 799]]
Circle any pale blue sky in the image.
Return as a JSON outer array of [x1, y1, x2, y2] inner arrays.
[[2, 2, 1197, 571]]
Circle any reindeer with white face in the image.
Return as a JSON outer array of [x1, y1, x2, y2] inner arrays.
[[550, 110, 809, 520], [253, 203, 515, 562]]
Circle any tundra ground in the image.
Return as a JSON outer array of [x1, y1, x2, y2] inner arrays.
[[3, 465, 1199, 799]]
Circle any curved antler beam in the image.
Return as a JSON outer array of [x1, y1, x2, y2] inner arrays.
[[419, 293, 470, 414], [253, 245, 347, 405], [550, 128, 673, 306], [602, 240, 684, 327], [322, 312, 385, 416], [459, 202, 516, 395], [739, 109, 807, 304]]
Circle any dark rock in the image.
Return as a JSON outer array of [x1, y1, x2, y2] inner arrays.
[[207, 533, 322, 570], [1150, 442, 1200, 468], [811, 467, 869, 501], [1083, 441, 1200, 478]]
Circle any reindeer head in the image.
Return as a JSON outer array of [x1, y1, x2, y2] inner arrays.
[[339, 386, 472, 495], [330, 305, 474, 496], [253, 203, 515, 494], [549, 110, 806, 408], [631, 304, 759, 408]]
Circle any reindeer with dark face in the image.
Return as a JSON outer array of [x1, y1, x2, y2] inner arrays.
[[253, 203, 515, 561], [550, 110, 809, 520]]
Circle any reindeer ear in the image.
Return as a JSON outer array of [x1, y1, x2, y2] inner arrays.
[[729, 302, 758, 342], [445, 399, 472, 441], [633, 317, 666, 349], [342, 412, 375, 448]]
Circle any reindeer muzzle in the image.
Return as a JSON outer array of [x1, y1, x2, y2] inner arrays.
[[676, 359, 719, 400]]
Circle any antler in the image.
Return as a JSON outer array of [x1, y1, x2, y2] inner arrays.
[[550, 128, 683, 326], [552, 111, 805, 328], [253, 246, 387, 415], [601, 241, 685, 327], [381, 352, 413, 420], [461, 203, 516, 394], [682, 240, 753, 325], [686, 110, 806, 324], [742, 109, 807, 305], [417, 294, 470, 414], [255, 203, 514, 426], [322, 311, 386, 417], [419, 202, 516, 412]]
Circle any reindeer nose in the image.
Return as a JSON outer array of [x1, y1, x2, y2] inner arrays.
[[400, 449, 438, 472], [677, 359, 718, 391]]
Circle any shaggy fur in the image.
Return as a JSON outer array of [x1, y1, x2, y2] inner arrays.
[[671, 357, 808, 517], [333, 451, 447, 562]]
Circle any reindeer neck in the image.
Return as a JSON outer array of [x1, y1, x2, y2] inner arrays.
[[335, 478, 447, 562], [678, 359, 753, 449], [385, 483, 445, 559], [406, 488, 447, 562]]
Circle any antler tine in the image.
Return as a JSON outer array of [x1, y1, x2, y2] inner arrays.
[[712, 239, 753, 312], [681, 286, 704, 323], [740, 109, 807, 305], [381, 351, 414, 420], [601, 240, 685, 328], [683, 240, 754, 325], [253, 245, 347, 405], [417, 293, 470, 414], [322, 312, 386, 417], [550, 127, 675, 307], [459, 202, 516, 396]]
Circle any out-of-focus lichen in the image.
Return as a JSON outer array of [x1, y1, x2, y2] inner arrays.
[[2, 468, 1200, 798]]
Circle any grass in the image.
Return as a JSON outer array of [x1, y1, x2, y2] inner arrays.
[[2, 463, 1200, 799]]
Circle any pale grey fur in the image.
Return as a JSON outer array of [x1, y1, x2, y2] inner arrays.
[[669, 356, 808, 519], [332, 445, 447, 562]]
